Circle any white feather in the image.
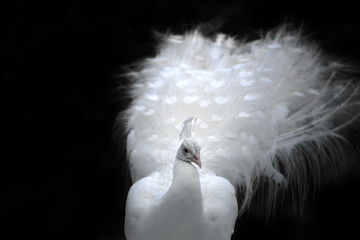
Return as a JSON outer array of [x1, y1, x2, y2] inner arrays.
[[121, 25, 360, 239]]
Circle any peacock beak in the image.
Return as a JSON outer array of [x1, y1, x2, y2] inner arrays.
[[192, 153, 201, 168]]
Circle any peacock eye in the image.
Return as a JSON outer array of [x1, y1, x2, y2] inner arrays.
[[183, 148, 189, 154]]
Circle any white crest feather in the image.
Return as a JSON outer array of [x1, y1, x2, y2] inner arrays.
[[179, 117, 197, 140]]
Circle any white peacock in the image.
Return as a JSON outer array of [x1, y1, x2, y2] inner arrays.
[[120, 26, 360, 240]]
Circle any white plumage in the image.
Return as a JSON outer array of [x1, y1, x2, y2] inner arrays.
[[121, 26, 360, 240]]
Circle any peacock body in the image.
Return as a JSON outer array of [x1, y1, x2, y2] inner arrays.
[[121, 26, 360, 240]]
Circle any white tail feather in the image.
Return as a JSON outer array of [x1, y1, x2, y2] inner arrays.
[[121, 25, 360, 213]]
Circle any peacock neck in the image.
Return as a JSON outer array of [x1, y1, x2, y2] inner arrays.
[[173, 160, 201, 190], [161, 159, 204, 215]]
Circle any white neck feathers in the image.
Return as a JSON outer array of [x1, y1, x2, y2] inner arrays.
[[161, 159, 203, 215]]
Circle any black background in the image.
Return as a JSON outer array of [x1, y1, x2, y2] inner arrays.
[[3, 1, 360, 239]]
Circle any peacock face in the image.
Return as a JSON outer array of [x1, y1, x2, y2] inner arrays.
[[177, 139, 202, 168]]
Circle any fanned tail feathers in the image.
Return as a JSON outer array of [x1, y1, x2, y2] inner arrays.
[[121, 25, 360, 214]]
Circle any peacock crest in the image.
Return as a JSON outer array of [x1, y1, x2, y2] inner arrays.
[[179, 117, 197, 140]]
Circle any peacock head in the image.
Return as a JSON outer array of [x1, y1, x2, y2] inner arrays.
[[177, 139, 201, 168], [177, 117, 201, 168], [176, 139, 201, 168]]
